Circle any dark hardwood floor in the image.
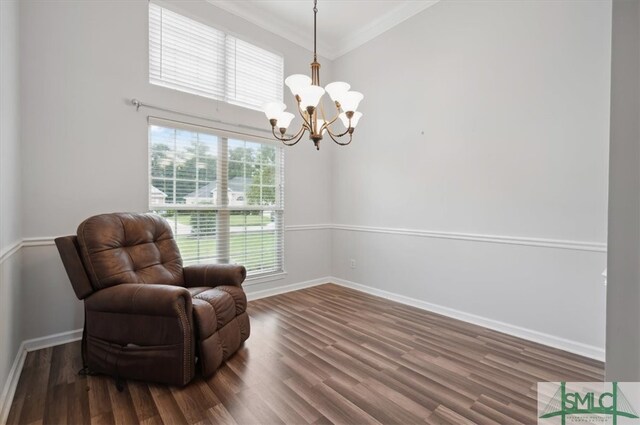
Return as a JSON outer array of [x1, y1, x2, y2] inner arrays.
[[7, 283, 603, 425]]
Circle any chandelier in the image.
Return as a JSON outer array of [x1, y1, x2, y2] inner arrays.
[[262, 0, 363, 150]]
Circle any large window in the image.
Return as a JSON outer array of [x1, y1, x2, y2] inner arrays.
[[149, 3, 284, 111], [149, 118, 284, 277]]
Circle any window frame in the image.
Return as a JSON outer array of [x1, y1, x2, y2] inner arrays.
[[147, 117, 285, 279]]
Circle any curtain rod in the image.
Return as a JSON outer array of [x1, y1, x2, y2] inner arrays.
[[129, 98, 277, 139]]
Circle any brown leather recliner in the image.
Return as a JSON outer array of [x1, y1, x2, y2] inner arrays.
[[55, 212, 250, 386]]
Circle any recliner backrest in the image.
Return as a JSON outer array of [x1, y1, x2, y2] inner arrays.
[[77, 213, 184, 289], [55, 235, 95, 299]]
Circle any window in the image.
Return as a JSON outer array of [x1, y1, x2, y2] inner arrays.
[[149, 118, 284, 277], [149, 3, 284, 111]]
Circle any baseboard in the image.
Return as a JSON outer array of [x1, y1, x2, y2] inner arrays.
[[246, 276, 329, 301], [330, 277, 605, 362], [0, 329, 83, 425], [23, 329, 83, 353], [0, 343, 26, 425]]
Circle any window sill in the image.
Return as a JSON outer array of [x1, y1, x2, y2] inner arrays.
[[243, 271, 288, 287]]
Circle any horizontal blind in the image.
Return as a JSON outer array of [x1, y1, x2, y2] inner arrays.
[[149, 3, 283, 111], [149, 119, 284, 276], [225, 36, 284, 110], [149, 3, 226, 100]]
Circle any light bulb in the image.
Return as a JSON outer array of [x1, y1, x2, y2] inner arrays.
[[285, 74, 312, 97], [276, 112, 295, 130], [298, 85, 325, 109], [339, 91, 364, 113], [339, 111, 363, 128], [325, 82, 350, 103], [263, 102, 286, 120]]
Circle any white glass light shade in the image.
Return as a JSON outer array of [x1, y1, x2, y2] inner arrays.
[[275, 112, 295, 129], [339, 91, 364, 112], [339, 111, 363, 128], [325, 82, 350, 102], [263, 102, 286, 120], [285, 74, 312, 97], [298, 85, 325, 109]]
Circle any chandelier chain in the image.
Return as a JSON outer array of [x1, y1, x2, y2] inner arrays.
[[313, 0, 318, 60]]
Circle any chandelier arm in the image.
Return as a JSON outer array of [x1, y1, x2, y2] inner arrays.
[[281, 127, 308, 146], [318, 103, 339, 134], [326, 127, 353, 146], [272, 124, 307, 142], [325, 123, 351, 138], [322, 112, 341, 131], [296, 101, 313, 129]]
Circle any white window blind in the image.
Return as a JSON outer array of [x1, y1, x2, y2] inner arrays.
[[149, 118, 284, 277], [149, 3, 284, 111]]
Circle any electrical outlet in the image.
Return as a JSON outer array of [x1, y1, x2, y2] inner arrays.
[[350, 259, 356, 269]]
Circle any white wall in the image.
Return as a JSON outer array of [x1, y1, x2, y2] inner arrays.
[[331, 0, 611, 356], [606, 0, 640, 381], [18, 0, 333, 341], [0, 0, 23, 411]]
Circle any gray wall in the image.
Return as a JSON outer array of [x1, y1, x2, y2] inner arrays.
[[0, 0, 23, 407], [606, 0, 640, 381], [331, 0, 612, 355]]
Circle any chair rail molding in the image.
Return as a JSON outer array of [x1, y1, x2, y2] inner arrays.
[[12, 224, 606, 255], [332, 224, 607, 252], [0, 240, 21, 265], [284, 224, 333, 232]]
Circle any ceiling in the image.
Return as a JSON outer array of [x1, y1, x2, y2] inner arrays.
[[208, 0, 439, 60]]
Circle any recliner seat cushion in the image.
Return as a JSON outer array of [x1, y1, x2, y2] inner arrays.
[[77, 213, 183, 289]]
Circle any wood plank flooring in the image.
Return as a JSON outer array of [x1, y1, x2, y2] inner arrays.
[[7, 283, 603, 424]]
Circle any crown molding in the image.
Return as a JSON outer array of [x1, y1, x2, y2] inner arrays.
[[206, 1, 440, 60], [332, 1, 440, 59], [207, 0, 331, 58]]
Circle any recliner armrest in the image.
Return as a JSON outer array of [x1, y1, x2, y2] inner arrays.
[[183, 264, 247, 288], [85, 284, 192, 317]]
